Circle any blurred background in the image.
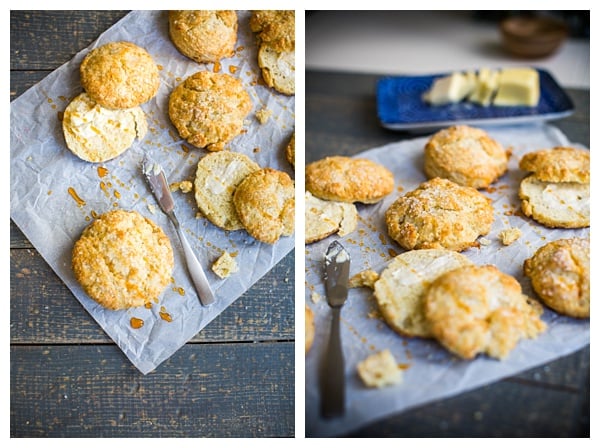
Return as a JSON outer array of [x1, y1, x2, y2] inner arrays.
[[306, 11, 590, 88]]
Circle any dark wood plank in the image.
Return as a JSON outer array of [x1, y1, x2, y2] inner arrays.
[[10, 70, 52, 101], [11, 342, 294, 437], [11, 247, 294, 344], [10, 10, 129, 70]]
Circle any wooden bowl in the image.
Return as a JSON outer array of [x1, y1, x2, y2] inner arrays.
[[500, 16, 568, 58]]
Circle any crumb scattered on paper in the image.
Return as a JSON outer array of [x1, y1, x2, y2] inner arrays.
[[169, 181, 193, 193], [479, 237, 491, 246], [357, 349, 403, 388], [498, 227, 522, 245], [255, 107, 272, 124], [349, 269, 379, 289], [310, 292, 321, 304], [212, 252, 239, 279]]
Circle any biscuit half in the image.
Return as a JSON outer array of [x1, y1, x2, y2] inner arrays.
[[233, 168, 295, 244], [194, 151, 260, 231], [519, 147, 590, 183], [524, 238, 590, 318], [72, 209, 174, 310], [305, 191, 357, 244], [424, 265, 546, 360], [306, 156, 395, 204], [374, 249, 473, 338], [62, 92, 147, 163], [257, 45, 295, 95]]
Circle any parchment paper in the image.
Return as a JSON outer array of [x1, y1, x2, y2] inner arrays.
[[10, 11, 295, 374], [305, 124, 589, 437]]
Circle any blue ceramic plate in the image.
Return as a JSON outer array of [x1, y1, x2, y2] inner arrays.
[[376, 68, 574, 131]]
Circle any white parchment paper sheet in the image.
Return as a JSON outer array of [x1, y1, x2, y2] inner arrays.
[[305, 124, 589, 437], [10, 11, 295, 374]]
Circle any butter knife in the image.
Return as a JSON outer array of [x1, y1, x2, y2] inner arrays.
[[142, 156, 215, 306], [321, 240, 350, 418]]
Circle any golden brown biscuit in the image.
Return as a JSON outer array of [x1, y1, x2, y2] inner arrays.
[[306, 156, 394, 204], [519, 175, 589, 228], [424, 125, 509, 188], [385, 178, 494, 251], [374, 249, 473, 338], [72, 210, 174, 310], [424, 265, 546, 359], [305, 191, 357, 244], [233, 168, 295, 244], [62, 92, 147, 163], [80, 41, 160, 109], [194, 151, 260, 230], [285, 132, 295, 169], [305, 305, 315, 355], [519, 147, 590, 183], [524, 238, 590, 318], [169, 71, 252, 151]]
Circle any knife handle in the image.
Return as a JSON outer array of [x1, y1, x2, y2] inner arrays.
[[321, 307, 345, 418], [175, 225, 215, 306]]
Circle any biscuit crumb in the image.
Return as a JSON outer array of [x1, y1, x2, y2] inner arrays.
[[310, 292, 321, 304], [170, 181, 193, 193], [349, 270, 379, 289], [479, 237, 491, 246], [147, 204, 156, 214], [498, 227, 522, 246], [357, 349, 403, 388], [255, 107, 272, 124], [212, 252, 239, 279]]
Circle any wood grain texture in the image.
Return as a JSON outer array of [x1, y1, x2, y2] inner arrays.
[[11, 343, 294, 437]]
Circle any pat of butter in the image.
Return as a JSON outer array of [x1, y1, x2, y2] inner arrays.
[[423, 71, 476, 105], [468, 68, 499, 106], [493, 68, 540, 107]]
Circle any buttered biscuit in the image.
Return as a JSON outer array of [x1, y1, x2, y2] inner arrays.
[[306, 156, 394, 204], [424, 265, 546, 360], [169, 71, 252, 151], [385, 178, 494, 251], [169, 10, 238, 64], [519, 147, 590, 183], [424, 125, 509, 188], [374, 249, 473, 338], [62, 92, 147, 163], [233, 168, 295, 244], [80, 41, 159, 109], [305, 191, 357, 244], [524, 238, 590, 318], [194, 152, 260, 230], [72, 210, 174, 310]]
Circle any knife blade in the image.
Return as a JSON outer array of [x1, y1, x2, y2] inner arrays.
[[142, 156, 215, 306], [321, 240, 350, 418]]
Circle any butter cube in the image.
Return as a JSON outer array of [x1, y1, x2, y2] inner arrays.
[[423, 71, 476, 105], [493, 68, 540, 107], [468, 68, 499, 106]]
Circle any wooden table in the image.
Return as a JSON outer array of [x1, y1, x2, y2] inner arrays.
[[10, 11, 294, 438], [306, 70, 589, 437]]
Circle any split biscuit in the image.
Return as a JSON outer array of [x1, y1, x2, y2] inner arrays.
[[306, 156, 394, 204], [194, 151, 260, 230], [233, 168, 295, 244], [72, 209, 174, 310], [374, 249, 473, 338], [257, 45, 295, 95], [519, 146, 590, 184], [169, 71, 252, 151], [62, 92, 147, 163], [305, 191, 357, 244], [424, 125, 509, 189], [424, 265, 546, 360], [524, 238, 590, 318], [305, 305, 315, 355], [385, 177, 494, 251], [168, 10, 238, 64], [80, 41, 160, 109]]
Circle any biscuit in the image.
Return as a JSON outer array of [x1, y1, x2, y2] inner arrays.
[[305, 191, 357, 244], [80, 41, 159, 109], [285, 132, 295, 169], [194, 151, 260, 230], [356, 349, 403, 388], [385, 178, 494, 251], [169, 71, 252, 151], [72, 210, 174, 310], [519, 147, 590, 183], [424, 125, 509, 188], [424, 265, 546, 360], [211, 251, 239, 279], [257, 45, 295, 95], [233, 168, 295, 244], [62, 92, 147, 163], [524, 238, 590, 318], [519, 175, 589, 228], [374, 249, 473, 338], [305, 305, 315, 355], [168, 10, 238, 64], [306, 156, 394, 204]]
